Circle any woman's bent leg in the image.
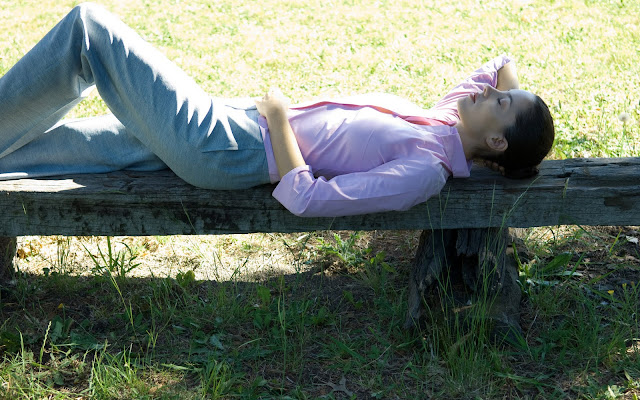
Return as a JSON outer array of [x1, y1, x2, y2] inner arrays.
[[0, 3, 269, 189], [0, 114, 167, 180]]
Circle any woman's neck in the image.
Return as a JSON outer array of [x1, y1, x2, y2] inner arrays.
[[455, 122, 479, 161]]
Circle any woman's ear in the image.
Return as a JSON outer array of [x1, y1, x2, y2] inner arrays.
[[485, 134, 508, 152]]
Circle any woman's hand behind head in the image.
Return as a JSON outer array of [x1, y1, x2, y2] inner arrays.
[[476, 158, 540, 179]]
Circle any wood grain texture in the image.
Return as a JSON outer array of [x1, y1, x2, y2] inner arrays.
[[0, 157, 638, 236]]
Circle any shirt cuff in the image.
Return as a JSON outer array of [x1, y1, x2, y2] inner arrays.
[[271, 165, 315, 215]]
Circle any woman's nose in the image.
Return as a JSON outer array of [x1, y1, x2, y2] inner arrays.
[[483, 85, 497, 97]]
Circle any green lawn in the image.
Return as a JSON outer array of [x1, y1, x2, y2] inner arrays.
[[0, 0, 639, 398]]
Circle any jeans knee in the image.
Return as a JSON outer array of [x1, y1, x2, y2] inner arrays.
[[73, 2, 103, 15], [71, 2, 109, 26]]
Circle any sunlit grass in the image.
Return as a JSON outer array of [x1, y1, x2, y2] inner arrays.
[[1, 0, 638, 160]]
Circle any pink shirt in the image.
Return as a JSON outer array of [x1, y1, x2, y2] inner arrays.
[[259, 55, 511, 217]]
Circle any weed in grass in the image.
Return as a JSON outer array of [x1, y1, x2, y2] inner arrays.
[[199, 358, 235, 399], [90, 346, 150, 399], [518, 249, 583, 294], [318, 231, 395, 294], [40, 237, 73, 277], [84, 236, 140, 280], [183, 236, 225, 281], [342, 290, 364, 310], [317, 231, 367, 270], [83, 237, 143, 338]]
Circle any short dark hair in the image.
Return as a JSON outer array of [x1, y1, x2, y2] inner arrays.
[[484, 95, 555, 179]]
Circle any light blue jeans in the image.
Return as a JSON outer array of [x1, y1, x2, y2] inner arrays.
[[0, 3, 270, 189]]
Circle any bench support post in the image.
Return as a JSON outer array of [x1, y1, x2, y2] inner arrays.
[[405, 228, 522, 342], [0, 236, 17, 279]]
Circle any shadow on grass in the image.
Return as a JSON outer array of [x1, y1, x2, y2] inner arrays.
[[0, 246, 638, 399]]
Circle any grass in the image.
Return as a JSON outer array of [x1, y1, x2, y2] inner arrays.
[[1, 0, 640, 398]]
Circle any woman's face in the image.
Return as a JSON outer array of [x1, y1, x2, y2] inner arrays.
[[457, 85, 537, 140]]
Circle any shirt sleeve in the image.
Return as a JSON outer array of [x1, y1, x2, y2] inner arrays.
[[428, 55, 512, 124], [272, 157, 449, 218]]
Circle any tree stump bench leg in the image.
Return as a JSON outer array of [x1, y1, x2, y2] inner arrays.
[[405, 228, 522, 342], [0, 236, 17, 279], [405, 229, 456, 327]]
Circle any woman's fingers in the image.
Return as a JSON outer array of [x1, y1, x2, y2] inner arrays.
[[255, 87, 290, 116], [476, 159, 505, 175]]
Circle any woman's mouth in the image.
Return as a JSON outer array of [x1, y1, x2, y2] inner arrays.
[[470, 93, 477, 103]]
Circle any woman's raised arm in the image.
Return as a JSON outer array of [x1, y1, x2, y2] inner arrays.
[[496, 61, 519, 91]]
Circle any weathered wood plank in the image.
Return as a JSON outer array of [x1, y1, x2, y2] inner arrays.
[[0, 157, 638, 236]]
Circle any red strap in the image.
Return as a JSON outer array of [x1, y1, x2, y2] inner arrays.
[[292, 101, 453, 127]]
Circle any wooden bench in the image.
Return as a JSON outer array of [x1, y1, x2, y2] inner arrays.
[[2, 157, 639, 336]]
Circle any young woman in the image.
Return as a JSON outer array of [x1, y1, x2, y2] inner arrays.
[[0, 3, 554, 217]]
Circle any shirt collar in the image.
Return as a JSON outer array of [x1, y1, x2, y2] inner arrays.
[[441, 127, 472, 178]]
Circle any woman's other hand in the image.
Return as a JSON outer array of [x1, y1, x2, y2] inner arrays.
[[255, 87, 290, 117], [255, 88, 304, 178]]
